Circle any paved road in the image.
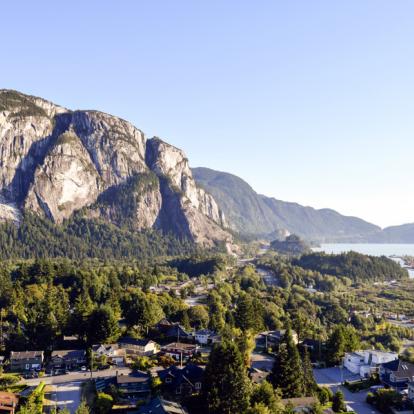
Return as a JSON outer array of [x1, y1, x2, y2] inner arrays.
[[23, 367, 131, 413], [44, 381, 82, 414], [251, 352, 275, 372], [314, 367, 380, 414], [23, 366, 131, 386]]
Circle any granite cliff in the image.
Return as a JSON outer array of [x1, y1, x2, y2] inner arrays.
[[0, 90, 231, 248]]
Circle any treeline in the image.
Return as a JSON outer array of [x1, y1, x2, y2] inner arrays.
[[293, 251, 408, 283], [0, 213, 196, 260]]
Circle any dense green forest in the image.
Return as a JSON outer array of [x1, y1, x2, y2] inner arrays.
[[293, 251, 408, 283], [0, 213, 197, 260], [0, 246, 413, 413]]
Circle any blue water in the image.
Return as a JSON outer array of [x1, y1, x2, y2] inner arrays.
[[312, 243, 414, 278]]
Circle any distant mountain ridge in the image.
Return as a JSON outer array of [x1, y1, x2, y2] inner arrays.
[[193, 167, 386, 242]]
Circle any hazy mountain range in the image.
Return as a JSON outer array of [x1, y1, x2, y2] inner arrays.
[[193, 167, 414, 243]]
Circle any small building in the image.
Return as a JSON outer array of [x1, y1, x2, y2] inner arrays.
[[344, 350, 398, 378], [0, 392, 19, 414], [92, 344, 126, 366], [158, 364, 204, 396], [380, 359, 414, 391], [161, 343, 199, 362], [50, 350, 86, 371], [118, 337, 159, 357], [116, 371, 151, 399], [193, 329, 220, 345], [9, 351, 44, 372], [137, 397, 189, 414]]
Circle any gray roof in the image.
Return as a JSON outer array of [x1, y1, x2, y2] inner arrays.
[[137, 397, 188, 414], [117, 371, 150, 384], [51, 349, 86, 359], [10, 351, 43, 360]]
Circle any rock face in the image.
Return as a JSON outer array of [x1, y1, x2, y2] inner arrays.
[[0, 90, 231, 248]]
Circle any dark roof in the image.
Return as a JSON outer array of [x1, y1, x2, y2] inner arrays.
[[10, 351, 43, 360], [194, 329, 216, 336], [118, 337, 154, 347], [382, 359, 414, 379], [117, 371, 150, 385], [165, 325, 190, 338], [159, 364, 204, 388], [51, 349, 86, 359], [137, 397, 188, 414]]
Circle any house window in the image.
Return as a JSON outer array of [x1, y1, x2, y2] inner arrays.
[[195, 382, 202, 390], [166, 377, 172, 384], [25, 364, 30, 370]]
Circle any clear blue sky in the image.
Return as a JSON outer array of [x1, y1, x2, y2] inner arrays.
[[2, 1, 414, 227]]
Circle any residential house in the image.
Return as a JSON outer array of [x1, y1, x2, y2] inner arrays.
[[158, 364, 204, 396], [282, 397, 318, 413], [137, 397, 189, 414], [165, 325, 191, 342], [156, 319, 174, 332], [408, 382, 414, 402], [49, 350, 86, 371], [9, 351, 43, 372], [118, 337, 159, 357], [92, 344, 126, 366], [161, 343, 199, 362], [258, 330, 299, 349], [344, 350, 398, 378], [380, 359, 414, 391], [193, 329, 220, 345], [155, 319, 191, 340], [0, 392, 19, 414], [116, 371, 151, 399]]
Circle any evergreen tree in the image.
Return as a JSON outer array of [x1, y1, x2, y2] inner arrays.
[[234, 294, 256, 332], [332, 391, 346, 413], [75, 400, 90, 414], [326, 325, 360, 366], [270, 327, 304, 398], [86, 306, 120, 345], [302, 348, 317, 396], [251, 381, 283, 414], [203, 341, 251, 414]]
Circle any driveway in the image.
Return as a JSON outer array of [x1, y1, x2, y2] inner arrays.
[[314, 367, 380, 414], [251, 352, 275, 372]]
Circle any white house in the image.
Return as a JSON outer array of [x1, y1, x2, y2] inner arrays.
[[194, 329, 220, 345], [118, 337, 160, 356], [92, 344, 126, 366], [344, 350, 398, 378]]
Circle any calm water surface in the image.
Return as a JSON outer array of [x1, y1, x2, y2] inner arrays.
[[312, 243, 414, 278]]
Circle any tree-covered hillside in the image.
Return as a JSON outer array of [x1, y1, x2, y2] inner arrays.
[[293, 251, 408, 283], [193, 167, 381, 242], [0, 213, 197, 260]]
